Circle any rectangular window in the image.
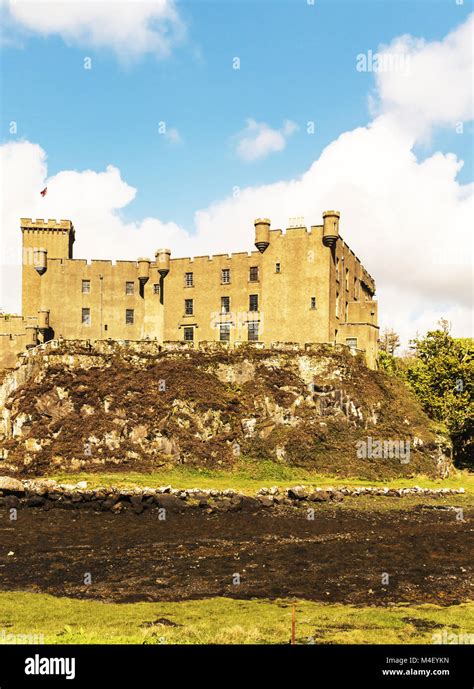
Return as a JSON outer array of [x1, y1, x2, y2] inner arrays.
[[82, 280, 90, 294], [249, 294, 258, 312], [153, 283, 160, 295], [221, 296, 230, 313], [346, 337, 357, 350], [248, 321, 259, 341], [185, 272, 194, 287], [125, 281, 134, 295], [81, 308, 91, 325], [219, 323, 231, 342], [345, 267, 349, 291], [125, 309, 134, 324], [221, 268, 230, 284], [335, 293, 339, 318], [183, 326, 194, 341], [345, 302, 349, 321], [185, 298, 193, 315], [336, 258, 340, 281], [310, 296, 316, 309], [249, 266, 259, 282], [275, 262, 281, 273]]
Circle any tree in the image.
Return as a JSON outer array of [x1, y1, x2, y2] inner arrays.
[[404, 321, 473, 467], [379, 328, 400, 355]]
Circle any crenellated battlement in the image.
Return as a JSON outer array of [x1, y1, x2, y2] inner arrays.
[[21, 218, 73, 231], [170, 251, 256, 265]]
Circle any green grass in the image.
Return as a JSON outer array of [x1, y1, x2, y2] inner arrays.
[[49, 461, 474, 494], [0, 593, 472, 645]]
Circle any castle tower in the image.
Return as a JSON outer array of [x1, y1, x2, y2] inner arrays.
[[22, 218, 75, 265], [21, 218, 75, 329]]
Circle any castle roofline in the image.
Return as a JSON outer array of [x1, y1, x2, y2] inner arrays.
[[21, 218, 74, 230]]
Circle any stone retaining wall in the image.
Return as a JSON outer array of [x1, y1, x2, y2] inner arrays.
[[0, 477, 465, 514]]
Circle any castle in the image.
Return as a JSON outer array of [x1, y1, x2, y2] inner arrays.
[[0, 211, 379, 369]]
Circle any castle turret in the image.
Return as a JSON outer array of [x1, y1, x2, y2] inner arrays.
[[38, 310, 49, 334], [322, 210, 340, 248], [137, 258, 151, 286], [156, 249, 171, 277], [33, 248, 47, 275], [25, 325, 38, 348], [254, 218, 271, 253]]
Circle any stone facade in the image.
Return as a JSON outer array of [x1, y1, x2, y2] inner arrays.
[[0, 211, 379, 369]]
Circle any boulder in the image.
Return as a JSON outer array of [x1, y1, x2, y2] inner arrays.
[[26, 495, 45, 507], [0, 476, 25, 493], [258, 496, 274, 507], [308, 490, 330, 502], [154, 494, 184, 510], [287, 486, 308, 500]]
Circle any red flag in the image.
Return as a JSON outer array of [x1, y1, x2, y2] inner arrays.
[[40, 187, 47, 197]]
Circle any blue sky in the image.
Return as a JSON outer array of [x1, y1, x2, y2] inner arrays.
[[1, 0, 472, 230]]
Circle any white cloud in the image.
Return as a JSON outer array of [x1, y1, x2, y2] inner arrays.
[[371, 13, 474, 140], [235, 119, 298, 162], [2, 0, 184, 60], [1, 16, 473, 346]]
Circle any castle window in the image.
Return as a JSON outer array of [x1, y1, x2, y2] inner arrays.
[[275, 262, 281, 273], [125, 281, 134, 295], [336, 258, 340, 281], [345, 268, 349, 291], [248, 321, 259, 341], [335, 293, 339, 318], [183, 326, 194, 341], [185, 272, 194, 287], [345, 302, 349, 321], [221, 296, 230, 313], [125, 309, 134, 324], [310, 297, 316, 309], [153, 284, 160, 295], [82, 280, 90, 294], [249, 294, 258, 312], [81, 308, 91, 325], [346, 337, 357, 350], [249, 266, 259, 282], [221, 268, 230, 284], [185, 298, 193, 315], [220, 323, 231, 342]]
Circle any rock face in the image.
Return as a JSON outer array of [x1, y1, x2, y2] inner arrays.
[[0, 342, 452, 479]]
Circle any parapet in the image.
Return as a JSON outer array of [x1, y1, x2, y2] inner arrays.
[[21, 218, 74, 231]]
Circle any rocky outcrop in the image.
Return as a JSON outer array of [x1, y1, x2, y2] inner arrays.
[[0, 341, 452, 479]]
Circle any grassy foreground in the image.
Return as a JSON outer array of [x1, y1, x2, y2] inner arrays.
[[50, 462, 474, 494], [0, 593, 472, 645]]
